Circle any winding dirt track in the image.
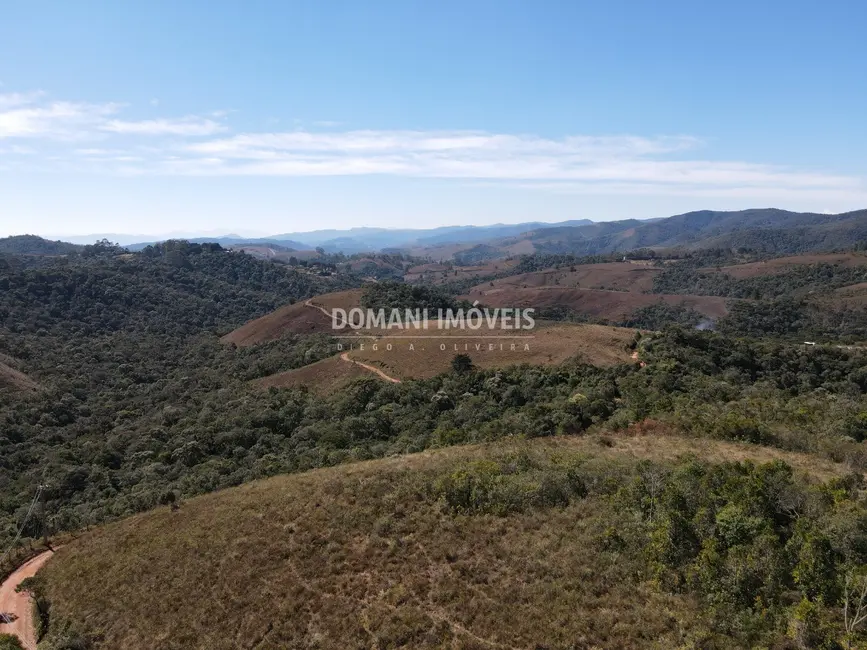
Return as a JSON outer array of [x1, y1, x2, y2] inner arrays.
[[305, 299, 401, 383], [339, 353, 401, 383], [0, 550, 54, 650]]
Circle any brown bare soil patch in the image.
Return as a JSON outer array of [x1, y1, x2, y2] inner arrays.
[[406, 262, 450, 274], [404, 259, 519, 284], [503, 238, 536, 255], [830, 281, 867, 307]]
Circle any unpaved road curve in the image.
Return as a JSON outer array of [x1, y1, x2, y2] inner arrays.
[[0, 550, 54, 650], [340, 352, 401, 383]]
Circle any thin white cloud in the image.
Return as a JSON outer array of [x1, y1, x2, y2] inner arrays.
[[0, 91, 45, 109], [101, 116, 226, 136], [0, 89, 864, 203], [0, 93, 120, 138], [187, 131, 699, 157], [0, 91, 223, 139], [172, 130, 863, 199]]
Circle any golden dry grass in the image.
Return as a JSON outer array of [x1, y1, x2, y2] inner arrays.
[[343, 322, 638, 381], [40, 433, 846, 650], [220, 290, 363, 347], [254, 355, 373, 395]]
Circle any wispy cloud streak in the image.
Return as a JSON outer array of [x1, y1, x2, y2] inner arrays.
[[0, 90, 864, 202]]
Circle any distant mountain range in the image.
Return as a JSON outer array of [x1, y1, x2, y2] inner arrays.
[[5, 209, 867, 260], [120, 219, 596, 253], [496, 208, 867, 257]]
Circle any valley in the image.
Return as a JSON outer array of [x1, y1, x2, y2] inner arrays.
[[4, 4, 866, 646], [4, 210, 867, 648]]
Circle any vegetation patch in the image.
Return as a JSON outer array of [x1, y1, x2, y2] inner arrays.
[[37, 437, 867, 649]]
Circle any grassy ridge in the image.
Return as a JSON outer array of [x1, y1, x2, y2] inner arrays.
[[37, 434, 860, 649]]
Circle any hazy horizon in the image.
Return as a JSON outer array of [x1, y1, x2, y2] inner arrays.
[[4, 204, 867, 245]]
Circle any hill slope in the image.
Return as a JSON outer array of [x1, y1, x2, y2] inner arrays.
[[254, 354, 374, 394], [220, 290, 363, 347], [465, 285, 729, 321], [39, 434, 849, 650], [345, 322, 638, 380], [436, 209, 867, 260]]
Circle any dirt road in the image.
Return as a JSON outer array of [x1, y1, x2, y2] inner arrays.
[[307, 299, 400, 383], [304, 299, 331, 318], [340, 352, 401, 383], [0, 550, 54, 649]]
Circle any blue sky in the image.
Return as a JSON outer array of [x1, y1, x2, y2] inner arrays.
[[1, 0, 866, 238]]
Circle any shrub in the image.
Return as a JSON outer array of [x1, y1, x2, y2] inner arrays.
[[0, 634, 25, 650]]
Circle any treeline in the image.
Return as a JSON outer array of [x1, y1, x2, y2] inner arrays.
[[360, 281, 467, 312], [512, 249, 661, 274], [653, 255, 867, 300]]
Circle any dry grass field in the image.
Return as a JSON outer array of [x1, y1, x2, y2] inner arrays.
[[830, 281, 867, 307], [343, 321, 638, 381], [220, 290, 363, 347], [465, 286, 729, 321], [712, 252, 867, 279], [404, 258, 519, 284], [251, 322, 638, 390], [40, 433, 845, 650], [463, 261, 729, 322], [254, 355, 373, 394], [479, 261, 661, 293]]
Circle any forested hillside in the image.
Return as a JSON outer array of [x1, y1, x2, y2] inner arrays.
[[5, 234, 867, 649], [0, 241, 359, 540], [437, 209, 867, 260], [0, 240, 340, 338]]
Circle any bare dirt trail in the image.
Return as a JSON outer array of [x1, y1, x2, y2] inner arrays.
[[304, 298, 332, 318], [340, 352, 401, 383], [306, 299, 401, 383], [0, 550, 54, 649]]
